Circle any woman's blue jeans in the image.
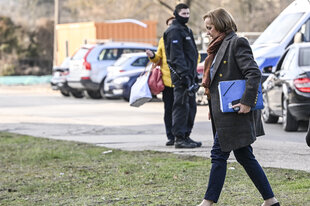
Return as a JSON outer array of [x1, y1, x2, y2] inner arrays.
[[204, 133, 274, 203]]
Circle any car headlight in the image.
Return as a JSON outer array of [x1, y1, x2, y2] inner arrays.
[[112, 77, 130, 85]]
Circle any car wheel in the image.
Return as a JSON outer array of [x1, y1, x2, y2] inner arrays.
[[262, 92, 278, 123], [282, 97, 298, 131], [60, 89, 70, 97], [70, 89, 84, 98], [306, 120, 310, 147], [99, 80, 106, 98], [123, 96, 129, 102], [86, 90, 102, 99]]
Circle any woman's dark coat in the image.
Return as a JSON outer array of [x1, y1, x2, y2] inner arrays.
[[209, 32, 265, 152]]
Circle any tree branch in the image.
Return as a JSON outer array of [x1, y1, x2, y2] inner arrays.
[[152, 0, 174, 14]]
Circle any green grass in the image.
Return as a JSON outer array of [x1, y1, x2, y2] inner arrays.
[[0, 132, 309, 206]]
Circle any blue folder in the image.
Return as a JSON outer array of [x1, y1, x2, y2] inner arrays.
[[218, 79, 264, 113]]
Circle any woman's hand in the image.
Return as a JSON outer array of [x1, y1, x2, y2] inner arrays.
[[232, 103, 251, 114], [146, 50, 154, 58]]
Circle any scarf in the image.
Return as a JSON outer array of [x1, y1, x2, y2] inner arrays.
[[173, 10, 189, 25], [202, 33, 226, 99]]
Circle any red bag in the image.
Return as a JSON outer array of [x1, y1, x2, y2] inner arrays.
[[148, 61, 164, 95]]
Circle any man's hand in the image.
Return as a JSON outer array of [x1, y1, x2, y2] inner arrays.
[[232, 103, 251, 114], [146, 50, 154, 58]]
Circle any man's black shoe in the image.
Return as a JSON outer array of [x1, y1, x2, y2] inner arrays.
[[306, 130, 310, 147], [166, 139, 175, 146], [186, 137, 202, 147], [175, 139, 196, 148]]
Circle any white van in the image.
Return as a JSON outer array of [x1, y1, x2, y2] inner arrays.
[[252, 0, 310, 82]]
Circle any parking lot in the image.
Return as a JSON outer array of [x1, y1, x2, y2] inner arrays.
[[0, 84, 309, 172]]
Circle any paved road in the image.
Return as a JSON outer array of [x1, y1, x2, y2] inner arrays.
[[0, 85, 309, 172]]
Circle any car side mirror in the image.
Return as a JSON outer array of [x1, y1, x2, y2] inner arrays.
[[263, 66, 273, 74]]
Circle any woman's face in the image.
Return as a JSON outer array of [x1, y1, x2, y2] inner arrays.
[[204, 17, 221, 39]]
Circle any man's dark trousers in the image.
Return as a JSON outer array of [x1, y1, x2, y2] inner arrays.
[[172, 84, 197, 139], [162, 86, 174, 141]]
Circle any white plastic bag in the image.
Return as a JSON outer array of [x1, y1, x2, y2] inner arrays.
[[129, 71, 152, 107]]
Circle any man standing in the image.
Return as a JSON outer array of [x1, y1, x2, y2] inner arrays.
[[164, 3, 201, 148]]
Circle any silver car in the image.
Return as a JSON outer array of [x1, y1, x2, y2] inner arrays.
[[67, 42, 156, 99]]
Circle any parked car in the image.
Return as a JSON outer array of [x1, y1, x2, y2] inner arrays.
[[104, 67, 147, 101], [66, 42, 156, 99], [50, 57, 71, 97], [50, 54, 87, 98], [106, 52, 150, 76], [252, 0, 310, 82], [262, 43, 310, 131], [65, 44, 96, 98]]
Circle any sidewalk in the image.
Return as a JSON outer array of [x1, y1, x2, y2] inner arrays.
[[1, 121, 309, 173], [0, 84, 309, 173]]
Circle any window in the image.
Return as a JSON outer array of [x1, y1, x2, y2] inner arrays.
[[122, 48, 146, 54], [281, 49, 295, 71], [299, 47, 310, 66], [98, 49, 121, 61], [131, 57, 149, 67], [254, 13, 304, 45], [98, 48, 153, 61], [300, 18, 310, 42]]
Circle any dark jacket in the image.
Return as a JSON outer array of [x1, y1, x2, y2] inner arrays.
[[163, 20, 198, 85], [209, 32, 265, 152]]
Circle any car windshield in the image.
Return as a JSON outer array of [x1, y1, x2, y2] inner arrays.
[[254, 12, 304, 45], [131, 57, 149, 66], [71, 48, 89, 60], [299, 47, 310, 66], [113, 55, 132, 66]]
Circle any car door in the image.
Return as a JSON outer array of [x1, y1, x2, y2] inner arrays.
[[268, 48, 296, 116], [90, 48, 121, 83]]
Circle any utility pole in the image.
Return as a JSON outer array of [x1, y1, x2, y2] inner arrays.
[[53, 0, 60, 65]]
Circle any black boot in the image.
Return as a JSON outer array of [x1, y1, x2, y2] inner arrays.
[[306, 120, 310, 147], [175, 137, 196, 148], [186, 137, 202, 147], [166, 139, 175, 146], [306, 131, 310, 147]]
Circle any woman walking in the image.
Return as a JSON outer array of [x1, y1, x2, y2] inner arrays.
[[197, 8, 280, 206]]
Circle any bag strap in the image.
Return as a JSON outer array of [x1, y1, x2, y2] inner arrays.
[[139, 62, 152, 78], [139, 58, 162, 78], [150, 58, 162, 71]]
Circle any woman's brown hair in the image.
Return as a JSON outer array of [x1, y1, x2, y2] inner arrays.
[[166, 16, 175, 25], [203, 8, 237, 33]]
